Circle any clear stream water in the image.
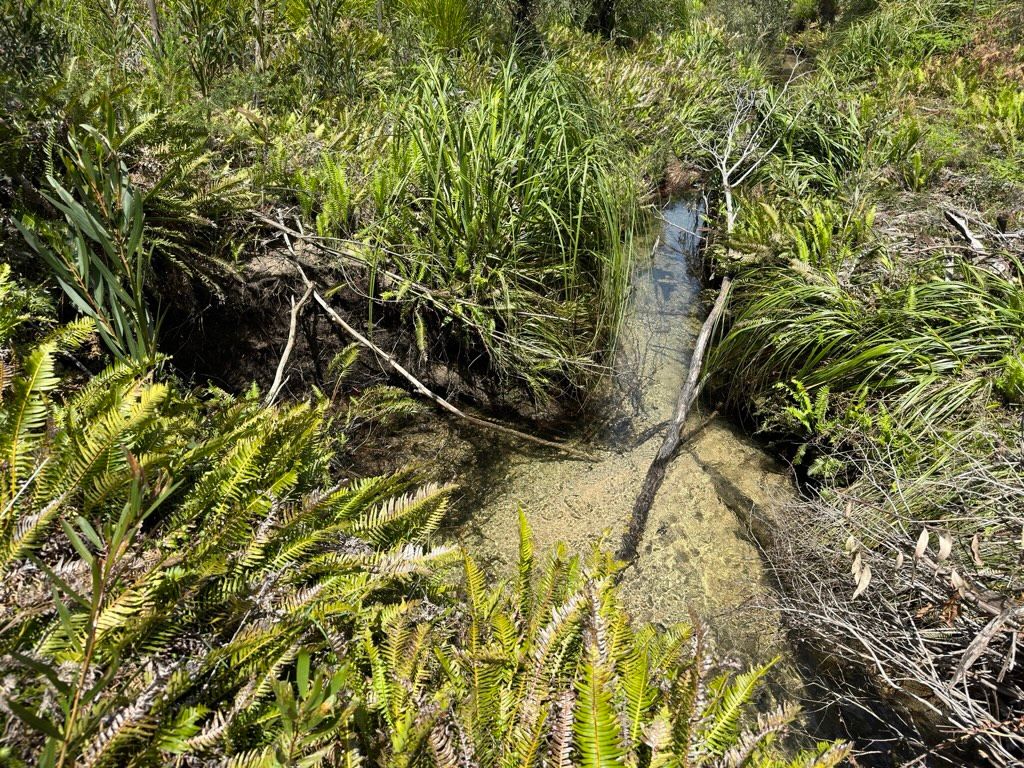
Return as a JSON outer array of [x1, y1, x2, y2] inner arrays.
[[446, 200, 798, 669]]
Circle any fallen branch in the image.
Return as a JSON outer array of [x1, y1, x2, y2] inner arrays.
[[264, 285, 314, 406], [616, 278, 732, 562], [618, 77, 793, 561], [277, 257, 593, 460]]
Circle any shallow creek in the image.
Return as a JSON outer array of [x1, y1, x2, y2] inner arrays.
[[446, 200, 798, 670]]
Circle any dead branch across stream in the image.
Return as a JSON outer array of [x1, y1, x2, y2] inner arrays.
[[616, 278, 732, 563], [310, 289, 593, 459]]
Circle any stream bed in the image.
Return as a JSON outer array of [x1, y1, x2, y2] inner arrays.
[[442, 200, 799, 670]]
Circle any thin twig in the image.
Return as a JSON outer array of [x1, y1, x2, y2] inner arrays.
[[264, 285, 314, 406]]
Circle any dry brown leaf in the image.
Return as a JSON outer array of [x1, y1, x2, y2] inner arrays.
[[853, 565, 872, 599], [914, 528, 929, 562], [971, 534, 983, 568], [938, 533, 953, 563]]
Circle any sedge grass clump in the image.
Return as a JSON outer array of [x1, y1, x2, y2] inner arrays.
[[368, 55, 639, 402], [820, 0, 973, 83], [400, 0, 480, 52], [710, 257, 1024, 430], [550, 21, 736, 174], [17, 125, 159, 363]]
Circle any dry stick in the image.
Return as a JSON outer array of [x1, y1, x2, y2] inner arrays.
[[145, 0, 161, 49], [254, 213, 467, 316], [264, 285, 314, 406], [287, 264, 594, 460], [616, 278, 732, 563], [260, 211, 595, 458], [944, 208, 987, 253]]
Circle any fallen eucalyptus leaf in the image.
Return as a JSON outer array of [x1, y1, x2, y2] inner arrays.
[[938, 533, 952, 563], [914, 528, 929, 562], [853, 564, 872, 599]]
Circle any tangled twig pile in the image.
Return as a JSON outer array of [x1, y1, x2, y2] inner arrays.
[[766, 427, 1024, 765]]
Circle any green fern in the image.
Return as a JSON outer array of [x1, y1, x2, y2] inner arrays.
[[574, 646, 626, 768]]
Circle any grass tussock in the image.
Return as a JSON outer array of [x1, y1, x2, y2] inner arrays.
[[371, 55, 637, 399]]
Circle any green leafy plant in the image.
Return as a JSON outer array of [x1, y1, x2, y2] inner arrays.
[[995, 351, 1024, 404], [171, 0, 244, 101], [18, 125, 159, 363], [0, 265, 52, 346], [0, 332, 458, 764], [301, 0, 368, 99], [971, 84, 1024, 151], [356, 512, 851, 767], [402, 0, 478, 52], [0, 0, 67, 78]]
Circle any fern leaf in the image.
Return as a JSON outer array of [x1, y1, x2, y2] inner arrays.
[[573, 646, 626, 768], [699, 661, 775, 758], [1, 341, 58, 495], [515, 509, 534, 619]]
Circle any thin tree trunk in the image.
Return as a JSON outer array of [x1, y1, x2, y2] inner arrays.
[[253, 0, 264, 71], [145, 0, 162, 49]]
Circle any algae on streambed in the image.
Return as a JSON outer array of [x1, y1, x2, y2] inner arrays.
[[404, 200, 799, 671]]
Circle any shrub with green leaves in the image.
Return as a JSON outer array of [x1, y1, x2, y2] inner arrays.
[[17, 125, 158, 364]]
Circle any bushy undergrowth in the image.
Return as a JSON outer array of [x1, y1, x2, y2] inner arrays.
[[702, 0, 1024, 762], [0, 2, 863, 765], [5, 0, 1023, 762], [1, 0, 673, 406]]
